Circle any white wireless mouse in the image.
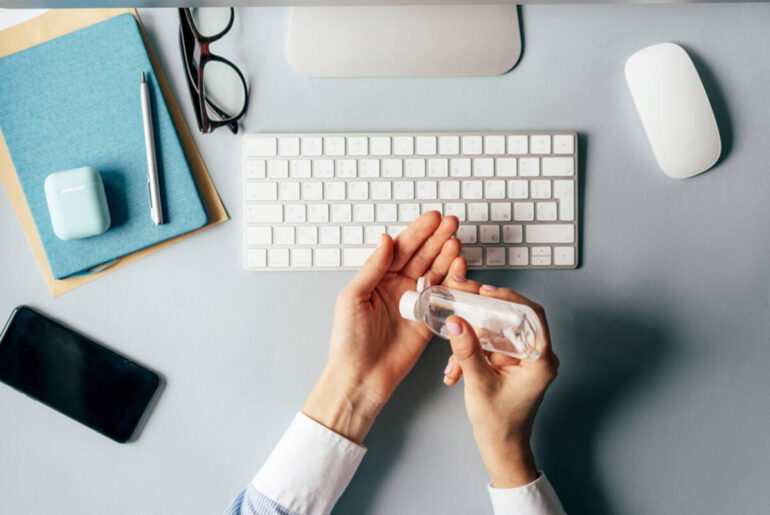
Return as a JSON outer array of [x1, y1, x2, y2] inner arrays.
[[625, 43, 721, 179]]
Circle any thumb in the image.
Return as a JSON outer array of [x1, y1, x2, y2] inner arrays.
[[446, 316, 493, 387], [347, 234, 394, 297]]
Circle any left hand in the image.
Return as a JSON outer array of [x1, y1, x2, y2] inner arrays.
[[303, 211, 463, 443]]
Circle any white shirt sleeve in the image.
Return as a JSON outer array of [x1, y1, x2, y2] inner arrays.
[[488, 472, 566, 515], [251, 412, 366, 515]]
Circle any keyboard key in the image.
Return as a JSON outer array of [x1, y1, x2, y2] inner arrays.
[[532, 255, 552, 266], [348, 137, 368, 156], [292, 248, 312, 267], [526, 224, 574, 243], [468, 203, 489, 222], [502, 225, 523, 243], [347, 182, 368, 201], [308, 204, 329, 223], [444, 203, 466, 221], [513, 202, 534, 221], [531, 180, 552, 199], [269, 248, 290, 267], [553, 134, 574, 154], [279, 182, 300, 201], [542, 157, 574, 176], [315, 248, 341, 267], [246, 159, 266, 178], [377, 203, 398, 222], [461, 247, 483, 266], [343, 226, 364, 244], [509, 247, 528, 266], [530, 135, 551, 154], [439, 180, 460, 200], [507, 135, 528, 154], [320, 226, 341, 245], [416, 136, 437, 155], [246, 182, 277, 201], [421, 203, 443, 215], [313, 159, 334, 178], [388, 225, 407, 238], [370, 136, 391, 155], [416, 181, 437, 200], [537, 201, 558, 221], [371, 181, 392, 200], [456, 225, 477, 244], [285, 204, 306, 223], [485, 180, 506, 200], [246, 248, 267, 268], [290, 159, 311, 178], [324, 136, 345, 156], [490, 202, 511, 221], [405, 159, 426, 177], [278, 137, 300, 156], [325, 182, 345, 200], [486, 247, 506, 266], [439, 135, 460, 155], [246, 137, 276, 157], [480, 225, 500, 244], [354, 203, 375, 222], [532, 246, 551, 255], [302, 182, 323, 200], [247, 204, 282, 223], [462, 181, 483, 199], [332, 203, 352, 222], [428, 158, 449, 177], [365, 225, 386, 244], [274, 226, 295, 245], [336, 159, 357, 178], [399, 203, 421, 222], [382, 159, 403, 177], [301, 137, 322, 156], [393, 136, 414, 155], [554, 246, 575, 266], [519, 158, 540, 176], [473, 158, 494, 177], [450, 158, 471, 177], [268, 160, 289, 178], [496, 158, 517, 177], [297, 226, 318, 245], [360, 159, 380, 177], [554, 180, 575, 221], [394, 181, 415, 200], [485, 135, 506, 155], [508, 180, 528, 199], [462, 135, 483, 155], [344, 247, 375, 267], [246, 226, 271, 245]]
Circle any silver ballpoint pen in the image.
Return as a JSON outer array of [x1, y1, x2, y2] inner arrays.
[[140, 71, 164, 225]]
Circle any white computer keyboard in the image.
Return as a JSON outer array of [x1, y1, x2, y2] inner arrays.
[[242, 132, 578, 270]]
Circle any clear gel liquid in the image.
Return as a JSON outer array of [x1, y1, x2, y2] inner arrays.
[[414, 286, 544, 360]]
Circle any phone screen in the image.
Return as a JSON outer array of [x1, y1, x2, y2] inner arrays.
[[0, 306, 160, 443]]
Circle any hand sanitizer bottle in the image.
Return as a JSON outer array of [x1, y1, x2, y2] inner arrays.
[[399, 277, 545, 360]]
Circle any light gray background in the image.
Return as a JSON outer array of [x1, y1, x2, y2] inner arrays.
[[1, 4, 769, 514]]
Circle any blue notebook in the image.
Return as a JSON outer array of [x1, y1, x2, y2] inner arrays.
[[0, 14, 208, 279]]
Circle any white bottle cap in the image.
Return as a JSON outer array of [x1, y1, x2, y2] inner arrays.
[[399, 276, 430, 322]]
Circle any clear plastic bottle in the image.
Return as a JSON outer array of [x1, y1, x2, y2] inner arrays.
[[399, 277, 544, 360]]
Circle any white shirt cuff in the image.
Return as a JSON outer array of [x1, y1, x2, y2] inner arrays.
[[251, 412, 367, 515], [488, 472, 566, 515]]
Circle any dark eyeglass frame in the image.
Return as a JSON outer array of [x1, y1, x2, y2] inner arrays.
[[178, 7, 249, 134]]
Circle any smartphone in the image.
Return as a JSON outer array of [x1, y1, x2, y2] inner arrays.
[[0, 306, 162, 443]]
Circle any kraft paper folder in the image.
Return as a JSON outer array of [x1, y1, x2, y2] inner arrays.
[[0, 9, 229, 296]]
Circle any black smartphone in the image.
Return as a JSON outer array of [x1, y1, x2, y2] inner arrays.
[[0, 306, 162, 443]]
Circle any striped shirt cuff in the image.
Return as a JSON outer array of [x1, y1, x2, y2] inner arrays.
[[251, 412, 367, 515], [487, 472, 566, 515]]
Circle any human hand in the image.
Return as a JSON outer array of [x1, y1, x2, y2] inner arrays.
[[441, 278, 559, 488], [303, 212, 463, 444]]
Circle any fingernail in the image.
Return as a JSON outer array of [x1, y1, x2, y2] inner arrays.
[[447, 322, 463, 336], [443, 375, 452, 385], [452, 274, 467, 282], [482, 284, 498, 291], [444, 359, 454, 375]]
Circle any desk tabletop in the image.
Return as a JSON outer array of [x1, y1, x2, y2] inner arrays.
[[1, 4, 769, 514]]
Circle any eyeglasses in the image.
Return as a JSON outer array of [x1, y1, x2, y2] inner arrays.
[[178, 8, 249, 134]]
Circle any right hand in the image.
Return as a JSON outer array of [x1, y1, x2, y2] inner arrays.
[[442, 274, 559, 489]]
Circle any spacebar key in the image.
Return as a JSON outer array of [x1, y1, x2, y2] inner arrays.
[[526, 224, 574, 243]]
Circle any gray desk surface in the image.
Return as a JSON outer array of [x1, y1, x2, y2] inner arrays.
[[1, 4, 769, 514]]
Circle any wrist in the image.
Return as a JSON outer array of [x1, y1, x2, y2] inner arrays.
[[476, 434, 538, 489], [302, 368, 384, 445]]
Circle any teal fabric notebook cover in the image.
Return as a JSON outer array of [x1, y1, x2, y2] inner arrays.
[[0, 14, 209, 279]]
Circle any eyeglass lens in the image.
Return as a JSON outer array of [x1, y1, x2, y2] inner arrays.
[[202, 60, 247, 123], [190, 8, 232, 38]]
